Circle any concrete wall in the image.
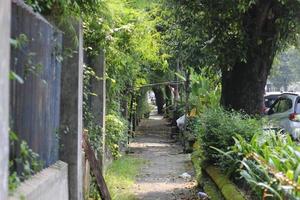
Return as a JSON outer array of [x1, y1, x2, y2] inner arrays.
[[59, 20, 84, 200], [90, 50, 106, 168], [0, 0, 11, 199], [9, 161, 68, 200], [5, 2, 85, 200], [82, 152, 91, 199]]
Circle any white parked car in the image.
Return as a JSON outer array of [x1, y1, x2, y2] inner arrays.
[[267, 93, 300, 140]]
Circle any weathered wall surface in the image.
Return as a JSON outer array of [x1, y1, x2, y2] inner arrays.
[[90, 50, 106, 169], [58, 20, 84, 200], [9, 161, 69, 200], [8, 2, 87, 200], [10, 0, 62, 167], [0, 0, 11, 199]]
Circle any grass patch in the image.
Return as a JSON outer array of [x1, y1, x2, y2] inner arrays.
[[105, 156, 145, 200]]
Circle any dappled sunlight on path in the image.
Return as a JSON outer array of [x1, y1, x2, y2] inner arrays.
[[129, 115, 197, 200]]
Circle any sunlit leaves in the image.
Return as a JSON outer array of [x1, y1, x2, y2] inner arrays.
[[82, 0, 168, 112], [159, 0, 300, 72]]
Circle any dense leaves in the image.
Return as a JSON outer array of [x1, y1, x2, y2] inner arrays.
[[224, 131, 300, 199], [158, 0, 300, 114], [82, 0, 168, 113], [198, 107, 262, 167], [159, 0, 300, 70], [105, 114, 128, 158]]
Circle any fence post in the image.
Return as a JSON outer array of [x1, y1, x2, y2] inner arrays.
[[90, 50, 106, 170], [59, 20, 84, 200], [0, 0, 10, 199]]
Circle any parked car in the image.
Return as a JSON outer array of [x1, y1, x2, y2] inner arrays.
[[267, 93, 300, 140]]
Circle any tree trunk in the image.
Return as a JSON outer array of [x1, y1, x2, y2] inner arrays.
[[152, 87, 165, 114], [184, 70, 190, 131], [221, 61, 270, 115], [174, 59, 180, 106], [221, 1, 279, 115], [120, 98, 128, 119], [165, 85, 172, 114]]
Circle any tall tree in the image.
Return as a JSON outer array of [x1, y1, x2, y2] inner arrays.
[[159, 0, 300, 114]]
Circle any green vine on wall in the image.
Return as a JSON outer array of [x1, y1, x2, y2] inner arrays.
[[9, 131, 43, 193], [83, 64, 103, 156]]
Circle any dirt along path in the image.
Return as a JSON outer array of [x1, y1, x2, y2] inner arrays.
[[129, 114, 198, 200]]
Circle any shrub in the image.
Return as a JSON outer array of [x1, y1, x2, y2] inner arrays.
[[105, 114, 128, 158], [189, 67, 221, 114], [229, 131, 300, 199], [186, 116, 202, 137], [198, 106, 262, 169]]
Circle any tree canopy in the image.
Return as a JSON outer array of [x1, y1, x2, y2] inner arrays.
[[156, 0, 300, 114], [25, 0, 300, 115]]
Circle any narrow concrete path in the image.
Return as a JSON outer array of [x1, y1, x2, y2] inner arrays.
[[129, 115, 197, 200]]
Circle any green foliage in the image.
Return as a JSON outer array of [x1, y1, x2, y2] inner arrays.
[[105, 114, 128, 158], [186, 116, 202, 138], [104, 156, 145, 200], [86, 120, 103, 157], [10, 34, 29, 84], [159, 0, 300, 70], [25, 0, 169, 121], [192, 80, 300, 199], [157, 0, 300, 114], [198, 107, 262, 168], [10, 33, 46, 83], [17, 141, 42, 178], [90, 156, 145, 200], [9, 71, 24, 84], [8, 172, 20, 194], [82, 0, 168, 114], [10, 34, 28, 49], [25, 0, 103, 15], [188, 67, 221, 114], [83, 65, 103, 157], [216, 131, 300, 199], [9, 131, 43, 193]]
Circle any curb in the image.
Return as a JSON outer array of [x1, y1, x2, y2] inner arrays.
[[205, 166, 246, 200], [191, 141, 203, 183]]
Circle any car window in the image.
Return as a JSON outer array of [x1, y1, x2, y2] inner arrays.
[[264, 95, 280, 108], [272, 98, 293, 113], [268, 99, 276, 107]]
